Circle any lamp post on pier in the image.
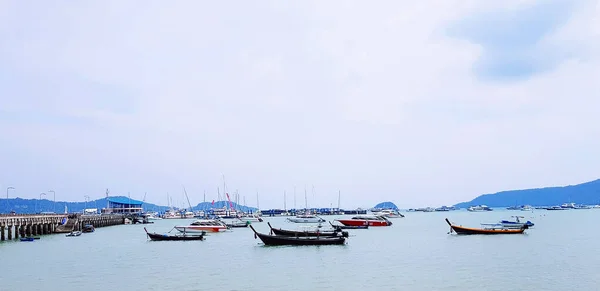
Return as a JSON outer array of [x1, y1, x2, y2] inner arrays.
[[6, 187, 15, 199], [37, 193, 46, 213], [5, 187, 15, 214], [48, 190, 56, 213], [84, 195, 90, 214]]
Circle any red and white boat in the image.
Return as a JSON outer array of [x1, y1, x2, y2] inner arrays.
[[335, 215, 393, 227], [175, 219, 229, 233]]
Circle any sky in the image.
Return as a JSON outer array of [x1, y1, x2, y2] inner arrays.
[[1, 0, 599, 209]]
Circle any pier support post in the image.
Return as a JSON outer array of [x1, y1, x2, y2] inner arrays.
[[14, 225, 19, 239], [32, 224, 37, 236], [1, 225, 5, 241], [25, 224, 31, 237], [7, 225, 12, 240]]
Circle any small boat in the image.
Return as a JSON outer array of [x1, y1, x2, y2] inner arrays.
[[499, 216, 534, 228], [82, 224, 95, 233], [249, 225, 346, 246], [446, 218, 527, 235], [20, 237, 36, 242], [286, 214, 325, 223], [267, 222, 349, 237], [376, 209, 405, 218], [335, 215, 392, 227], [226, 220, 251, 228], [546, 206, 569, 210], [328, 221, 369, 229], [521, 205, 533, 211], [175, 219, 229, 233], [237, 214, 263, 223], [144, 227, 205, 241], [467, 205, 493, 212], [66, 231, 82, 237]]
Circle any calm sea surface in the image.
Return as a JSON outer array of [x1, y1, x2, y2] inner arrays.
[[1, 210, 599, 291]]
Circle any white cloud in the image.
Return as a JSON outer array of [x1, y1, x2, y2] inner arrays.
[[1, 0, 599, 208]]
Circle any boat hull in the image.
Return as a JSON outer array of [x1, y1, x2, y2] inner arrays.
[[268, 222, 348, 237], [237, 216, 263, 222], [446, 218, 526, 235], [336, 219, 390, 227], [286, 217, 325, 223], [145, 228, 205, 241], [250, 226, 346, 246], [175, 226, 227, 233]]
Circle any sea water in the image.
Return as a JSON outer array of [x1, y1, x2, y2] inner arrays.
[[1, 210, 599, 291]]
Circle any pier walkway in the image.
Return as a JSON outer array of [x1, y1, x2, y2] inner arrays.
[[0, 213, 125, 241]]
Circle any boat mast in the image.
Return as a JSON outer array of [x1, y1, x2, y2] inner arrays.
[[183, 186, 193, 212], [304, 186, 308, 213], [256, 191, 260, 210], [105, 188, 109, 211], [293, 186, 297, 210], [284, 190, 287, 212], [223, 174, 229, 212], [338, 190, 341, 212]]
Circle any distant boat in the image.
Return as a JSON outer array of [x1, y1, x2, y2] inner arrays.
[[175, 219, 229, 233], [499, 216, 534, 228], [446, 218, 527, 235], [521, 205, 533, 211], [286, 214, 325, 223], [20, 237, 36, 242], [467, 205, 492, 212], [373, 209, 405, 218], [546, 206, 568, 210], [335, 215, 392, 227]]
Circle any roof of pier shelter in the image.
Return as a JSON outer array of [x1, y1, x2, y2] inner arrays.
[[107, 196, 143, 205]]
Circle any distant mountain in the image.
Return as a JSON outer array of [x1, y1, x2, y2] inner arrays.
[[454, 179, 600, 208], [0, 197, 257, 214], [194, 201, 258, 212], [373, 201, 399, 210]]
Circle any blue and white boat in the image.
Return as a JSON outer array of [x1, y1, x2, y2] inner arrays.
[[500, 216, 534, 228]]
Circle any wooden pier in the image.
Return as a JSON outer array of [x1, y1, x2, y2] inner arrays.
[[0, 213, 125, 241]]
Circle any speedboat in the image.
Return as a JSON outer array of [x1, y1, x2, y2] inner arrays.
[[237, 214, 263, 223], [377, 209, 405, 218], [499, 216, 534, 228], [335, 215, 392, 227], [286, 214, 325, 223], [175, 219, 229, 233]]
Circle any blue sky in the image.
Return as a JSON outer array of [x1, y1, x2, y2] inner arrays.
[[1, 0, 599, 209]]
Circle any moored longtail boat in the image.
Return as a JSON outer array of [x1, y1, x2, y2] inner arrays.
[[445, 218, 527, 235], [144, 227, 206, 241], [249, 225, 347, 246], [267, 222, 349, 237]]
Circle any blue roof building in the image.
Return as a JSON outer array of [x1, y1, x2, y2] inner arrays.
[[102, 196, 144, 214]]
